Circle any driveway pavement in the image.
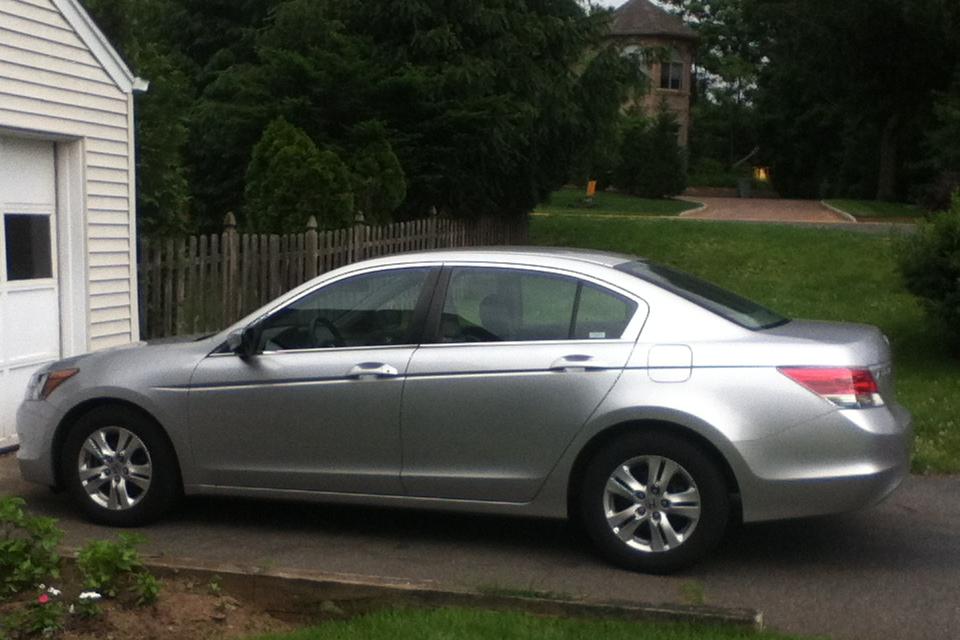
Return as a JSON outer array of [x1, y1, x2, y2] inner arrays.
[[2, 453, 957, 640], [681, 197, 850, 223]]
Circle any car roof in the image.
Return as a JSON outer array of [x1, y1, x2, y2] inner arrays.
[[358, 246, 640, 269]]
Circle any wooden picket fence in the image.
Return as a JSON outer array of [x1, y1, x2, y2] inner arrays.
[[137, 214, 529, 339]]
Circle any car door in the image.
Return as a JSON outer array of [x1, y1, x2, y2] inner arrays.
[[189, 265, 438, 495], [400, 265, 647, 502]]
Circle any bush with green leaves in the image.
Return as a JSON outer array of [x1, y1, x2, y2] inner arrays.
[[244, 117, 355, 232], [349, 121, 407, 225], [898, 192, 960, 351], [612, 108, 687, 199], [76, 533, 158, 605], [0, 498, 61, 598]]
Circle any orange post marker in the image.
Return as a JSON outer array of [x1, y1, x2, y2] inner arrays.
[[586, 180, 597, 198]]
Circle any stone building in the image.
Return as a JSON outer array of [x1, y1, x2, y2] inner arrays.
[[608, 0, 698, 146]]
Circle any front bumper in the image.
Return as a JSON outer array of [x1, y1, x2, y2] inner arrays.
[[735, 402, 913, 522], [15, 400, 59, 487]]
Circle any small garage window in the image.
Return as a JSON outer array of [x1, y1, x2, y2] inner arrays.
[[4, 214, 52, 281]]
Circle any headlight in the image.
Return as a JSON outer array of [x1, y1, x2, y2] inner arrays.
[[25, 369, 79, 401]]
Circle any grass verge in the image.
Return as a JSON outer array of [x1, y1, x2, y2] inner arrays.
[[531, 216, 960, 474], [537, 187, 698, 217], [243, 607, 812, 640], [824, 199, 924, 220]]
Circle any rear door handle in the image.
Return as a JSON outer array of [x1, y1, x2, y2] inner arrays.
[[550, 355, 615, 372], [347, 363, 399, 380]]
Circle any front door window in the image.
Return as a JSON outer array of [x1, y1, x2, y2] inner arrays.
[[257, 267, 432, 351]]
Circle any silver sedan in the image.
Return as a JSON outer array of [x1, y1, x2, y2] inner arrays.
[[16, 248, 912, 572]]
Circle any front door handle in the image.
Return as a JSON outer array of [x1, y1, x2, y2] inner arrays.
[[347, 363, 399, 380], [550, 355, 615, 372]]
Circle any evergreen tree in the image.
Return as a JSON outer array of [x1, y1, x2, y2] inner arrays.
[[244, 118, 354, 232], [613, 108, 687, 198], [349, 121, 407, 225]]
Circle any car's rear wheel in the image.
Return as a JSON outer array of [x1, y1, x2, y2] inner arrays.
[[579, 431, 729, 573], [61, 406, 180, 526]]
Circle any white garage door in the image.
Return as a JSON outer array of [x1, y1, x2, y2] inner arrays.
[[0, 137, 60, 447]]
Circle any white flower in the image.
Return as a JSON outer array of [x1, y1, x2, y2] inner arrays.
[[37, 583, 46, 591], [78, 592, 102, 601], [46, 587, 62, 597]]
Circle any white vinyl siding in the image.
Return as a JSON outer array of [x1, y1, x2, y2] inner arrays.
[[0, 0, 137, 351]]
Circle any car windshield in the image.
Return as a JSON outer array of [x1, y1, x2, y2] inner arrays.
[[615, 260, 789, 330]]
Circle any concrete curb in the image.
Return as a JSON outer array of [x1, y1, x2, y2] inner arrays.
[[818, 200, 859, 223], [71, 553, 763, 630], [676, 197, 707, 217]]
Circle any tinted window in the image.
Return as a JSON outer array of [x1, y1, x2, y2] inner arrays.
[[257, 268, 430, 351], [439, 268, 636, 343], [616, 260, 788, 330], [4, 214, 52, 281], [573, 283, 636, 340]]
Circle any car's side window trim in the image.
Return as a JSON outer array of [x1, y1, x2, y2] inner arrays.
[[403, 266, 443, 345], [421, 267, 453, 344], [421, 264, 646, 346]]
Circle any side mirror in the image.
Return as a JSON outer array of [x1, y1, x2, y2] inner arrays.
[[226, 326, 260, 359]]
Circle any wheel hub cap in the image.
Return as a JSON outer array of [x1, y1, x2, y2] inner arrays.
[[602, 455, 701, 553], [77, 427, 153, 511]]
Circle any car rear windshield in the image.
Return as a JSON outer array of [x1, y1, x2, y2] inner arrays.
[[615, 260, 789, 330]]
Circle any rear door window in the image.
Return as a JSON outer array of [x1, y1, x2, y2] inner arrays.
[[438, 267, 637, 343]]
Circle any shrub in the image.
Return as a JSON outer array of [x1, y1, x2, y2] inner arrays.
[[244, 117, 355, 232], [0, 498, 61, 598], [898, 191, 960, 351], [76, 533, 157, 604], [612, 107, 687, 198], [349, 121, 407, 225]]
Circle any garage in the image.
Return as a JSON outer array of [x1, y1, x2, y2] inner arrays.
[[0, 0, 147, 448], [0, 138, 60, 445]]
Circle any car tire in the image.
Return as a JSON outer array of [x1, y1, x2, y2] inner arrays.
[[579, 431, 729, 573], [61, 406, 180, 526]]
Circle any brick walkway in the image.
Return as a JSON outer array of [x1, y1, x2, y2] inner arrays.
[[680, 197, 850, 223]]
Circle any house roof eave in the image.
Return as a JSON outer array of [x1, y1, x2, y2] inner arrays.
[[50, 0, 149, 94]]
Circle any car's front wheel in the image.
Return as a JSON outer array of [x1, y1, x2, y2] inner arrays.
[[579, 431, 729, 573], [61, 406, 180, 526]]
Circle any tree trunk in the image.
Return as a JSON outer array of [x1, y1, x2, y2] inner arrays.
[[876, 114, 900, 201]]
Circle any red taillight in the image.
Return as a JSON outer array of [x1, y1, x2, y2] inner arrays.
[[778, 367, 884, 409]]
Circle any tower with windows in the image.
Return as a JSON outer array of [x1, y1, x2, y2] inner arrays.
[[608, 0, 698, 146]]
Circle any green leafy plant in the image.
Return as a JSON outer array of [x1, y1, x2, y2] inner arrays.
[[76, 533, 147, 599], [131, 572, 161, 607], [898, 191, 960, 352], [244, 117, 355, 232], [207, 575, 223, 597], [0, 498, 62, 598], [612, 107, 688, 199], [3, 590, 66, 638]]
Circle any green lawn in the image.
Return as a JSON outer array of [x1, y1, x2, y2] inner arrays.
[[824, 199, 925, 220], [531, 216, 960, 474], [245, 607, 813, 640], [536, 187, 698, 217]]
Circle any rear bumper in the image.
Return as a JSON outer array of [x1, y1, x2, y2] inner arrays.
[[15, 400, 58, 487], [735, 402, 912, 522]]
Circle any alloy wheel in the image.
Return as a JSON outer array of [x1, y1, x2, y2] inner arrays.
[[602, 455, 701, 552], [76, 426, 153, 511]]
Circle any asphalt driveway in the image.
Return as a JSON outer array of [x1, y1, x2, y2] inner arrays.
[[2, 453, 957, 640]]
